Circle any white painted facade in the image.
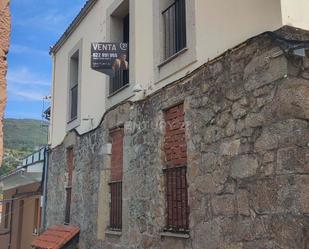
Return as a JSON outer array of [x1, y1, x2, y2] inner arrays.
[[49, 0, 308, 147]]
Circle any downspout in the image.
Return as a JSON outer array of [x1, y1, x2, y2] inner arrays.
[[41, 147, 49, 230]]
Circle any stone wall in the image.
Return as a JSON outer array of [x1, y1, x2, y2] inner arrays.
[[0, 0, 10, 166], [46, 26, 309, 249]]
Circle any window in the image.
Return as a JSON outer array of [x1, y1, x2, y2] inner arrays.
[[4, 202, 10, 229], [109, 128, 124, 231], [65, 148, 74, 224], [69, 51, 79, 121], [109, 9, 130, 94], [33, 198, 42, 234], [162, 0, 187, 59], [163, 104, 189, 232]]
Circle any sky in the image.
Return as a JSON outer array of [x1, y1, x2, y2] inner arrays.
[[5, 0, 86, 120]]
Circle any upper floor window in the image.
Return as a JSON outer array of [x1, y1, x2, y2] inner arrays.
[[162, 0, 187, 59], [69, 51, 79, 121], [109, 2, 130, 95]]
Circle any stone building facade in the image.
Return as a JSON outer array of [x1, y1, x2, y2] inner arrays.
[[46, 27, 309, 249]]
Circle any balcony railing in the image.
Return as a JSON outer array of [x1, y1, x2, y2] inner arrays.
[[162, 0, 187, 59], [110, 69, 129, 94]]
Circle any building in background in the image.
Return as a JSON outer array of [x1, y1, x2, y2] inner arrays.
[[44, 0, 309, 248], [0, 147, 47, 249]]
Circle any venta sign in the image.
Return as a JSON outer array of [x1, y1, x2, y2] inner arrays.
[[91, 42, 129, 76]]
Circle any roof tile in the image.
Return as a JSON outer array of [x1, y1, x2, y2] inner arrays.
[[31, 225, 80, 249]]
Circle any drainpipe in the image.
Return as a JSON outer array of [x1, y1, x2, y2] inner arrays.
[[41, 147, 49, 230]]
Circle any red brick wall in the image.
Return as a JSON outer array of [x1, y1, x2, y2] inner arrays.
[[110, 128, 124, 181], [164, 104, 189, 230], [164, 104, 187, 167]]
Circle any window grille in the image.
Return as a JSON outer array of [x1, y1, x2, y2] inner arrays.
[[162, 0, 187, 59], [164, 103, 189, 233], [109, 181, 122, 230]]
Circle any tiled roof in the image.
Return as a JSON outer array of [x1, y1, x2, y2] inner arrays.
[[31, 225, 80, 249]]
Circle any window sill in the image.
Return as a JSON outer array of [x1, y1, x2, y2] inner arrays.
[[108, 84, 130, 98], [160, 231, 190, 239], [67, 117, 78, 125], [105, 230, 122, 236], [0, 229, 10, 235], [158, 47, 188, 68]]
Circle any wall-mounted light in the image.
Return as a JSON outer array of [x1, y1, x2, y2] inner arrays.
[[133, 84, 144, 93]]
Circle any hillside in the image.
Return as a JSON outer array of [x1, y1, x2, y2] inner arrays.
[[1, 119, 48, 175]]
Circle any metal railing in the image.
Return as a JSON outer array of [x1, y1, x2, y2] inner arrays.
[[64, 187, 72, 224], [163, 165, 189, 232], [110, 69, 129, 94], [162, 0, 187, 59], [109, 181, 122, 230]]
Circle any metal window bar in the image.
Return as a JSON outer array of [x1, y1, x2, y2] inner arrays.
[[109, 181, 122, 230], [4, 202, 10, 229], [163, 165, 189, 232], [64, 187, 72, 224], [162, 0, 187, 59], [110, 69, 129, 94], [70, 84, 78, 120]]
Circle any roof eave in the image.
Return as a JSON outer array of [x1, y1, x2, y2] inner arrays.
[[50, 0, 99, 55]]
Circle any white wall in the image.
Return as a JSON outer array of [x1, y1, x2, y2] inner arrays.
[[146, 0, 282, 94], [51, 0, 286, 147], [281, 0, 309, 30], [51, 0, 113, 147]]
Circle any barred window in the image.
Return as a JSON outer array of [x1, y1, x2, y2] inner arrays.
[[110, 13, 130, 94], [162, 0, 187, 59], [109, 128, 124, 231], [65, 148, 74, 224], [164, 103, 189, 232]]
